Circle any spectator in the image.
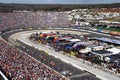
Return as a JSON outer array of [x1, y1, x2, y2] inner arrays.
[[0, 12, 71, 31], [0, 38, 64, 80]]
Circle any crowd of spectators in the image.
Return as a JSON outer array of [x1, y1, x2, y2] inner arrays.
[[0, 12, 71, 31], [0, 38, 65, 80]]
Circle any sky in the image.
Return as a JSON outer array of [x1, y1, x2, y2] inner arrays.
[[0, 0, 120, 4]]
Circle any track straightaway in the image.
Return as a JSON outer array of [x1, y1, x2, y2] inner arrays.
[[8, 30, 120, 80]]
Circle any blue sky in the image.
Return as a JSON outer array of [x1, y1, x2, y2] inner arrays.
[[0, 0, 120, 4]]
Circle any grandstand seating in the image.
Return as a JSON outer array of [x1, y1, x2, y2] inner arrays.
[[0, 38, 65, 80], [0, 12, 71, 31]]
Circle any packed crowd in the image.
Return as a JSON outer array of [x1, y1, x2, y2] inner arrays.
[[0, 12, 71, 31], [0, 38, 65, 80]]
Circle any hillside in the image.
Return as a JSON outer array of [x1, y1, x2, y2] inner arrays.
[[0, 3, 120, 12]]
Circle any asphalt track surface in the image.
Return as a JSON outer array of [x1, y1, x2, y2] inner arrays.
[[2, 29, 120, 80]]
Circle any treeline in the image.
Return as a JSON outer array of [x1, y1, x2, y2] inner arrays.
[[0, 3, 120, 12]]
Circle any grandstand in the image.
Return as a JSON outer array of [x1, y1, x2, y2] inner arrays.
[[0, 38, 66, 80], [0, 12, 71, 31]]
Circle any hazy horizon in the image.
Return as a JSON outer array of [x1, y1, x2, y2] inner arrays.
[[0, 0, 120, 4]]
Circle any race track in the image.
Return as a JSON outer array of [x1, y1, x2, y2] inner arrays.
[[7, 29, 120, 80]]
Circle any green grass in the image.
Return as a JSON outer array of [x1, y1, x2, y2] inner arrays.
[[100, 28, 120, 32], [107, 17, 120, 22], [93, 26, 120, 32]]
